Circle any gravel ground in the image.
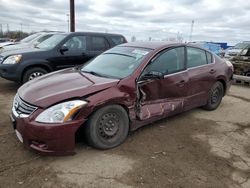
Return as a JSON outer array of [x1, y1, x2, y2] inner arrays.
[[0, 78, 250, 188]]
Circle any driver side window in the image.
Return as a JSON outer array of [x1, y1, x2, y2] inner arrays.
[[145, 47, 185, 75], [62, 36, 87, 51]]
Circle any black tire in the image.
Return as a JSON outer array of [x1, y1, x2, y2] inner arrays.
[[22, 67, 48, 83], [245, 72, 250, 77], [203, 82, 224, 111], [85, 105, 129, 149]]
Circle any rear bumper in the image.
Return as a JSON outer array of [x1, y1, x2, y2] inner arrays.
[[10, 111, 87, 156]]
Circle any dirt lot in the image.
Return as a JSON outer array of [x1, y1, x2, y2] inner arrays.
[[0, 78, 250, 188]]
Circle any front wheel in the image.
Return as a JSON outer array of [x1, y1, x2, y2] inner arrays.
[[22, 67, 48, 84], [203, 82, 224, 111], [245, 72, 250, 77], [85, 105, 129, 149]]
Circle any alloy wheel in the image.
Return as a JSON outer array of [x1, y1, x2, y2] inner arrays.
[[28, 72, 44, 80]]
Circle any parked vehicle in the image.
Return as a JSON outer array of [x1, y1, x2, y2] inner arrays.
[[0, 32, 60, 52], [230, 44, 250, 76], [0, 38, 12, 47], [0, 33, 40, 48], [0, 32, 127, 83], [0, 38, 10, 43], [10, 42, 233, 155], [224, 42, 250, 60], [190, 41, 221, 56]]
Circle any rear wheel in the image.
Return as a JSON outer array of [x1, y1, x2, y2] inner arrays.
[[203, 82, 224, 111], [22, 67, 48, 83], [85, 105, 129, 149], [245, 72, 250, 77]]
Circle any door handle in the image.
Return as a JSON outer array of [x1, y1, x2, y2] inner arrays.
[[209, 69, 216, 74], [177, 80, 185, 87]]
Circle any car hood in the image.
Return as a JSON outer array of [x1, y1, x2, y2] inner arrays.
[[0, 46, 40, 56], [0, 42, 15, 48], [18, 68, 120, 108], [226, 48, 241, 55]]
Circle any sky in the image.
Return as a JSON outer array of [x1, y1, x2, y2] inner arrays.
[[0, 0, 249, 45]]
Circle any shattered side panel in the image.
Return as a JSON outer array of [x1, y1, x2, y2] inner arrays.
[[137, 99, 184, 120], [78, 79, 138, 124], [135, 71, 189, 122]]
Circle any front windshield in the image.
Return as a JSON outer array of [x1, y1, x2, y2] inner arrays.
[[81, 46, 152, 79], [21, 33, 41, 43], [36, 34, 67, 49], [234, 43, 249, 49]]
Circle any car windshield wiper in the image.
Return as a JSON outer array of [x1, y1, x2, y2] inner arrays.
[[81, 70, 118, 79], [82, 70, 105, 77]]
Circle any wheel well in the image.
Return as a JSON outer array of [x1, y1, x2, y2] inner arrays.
[[75, 103, 131, 142], [217, 79, 226, 95], [21, 64, 51, 81], [92, 103, 131, 123]]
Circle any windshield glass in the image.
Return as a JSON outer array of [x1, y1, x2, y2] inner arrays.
[[234, 43, 249, 49], [81, 46, 152, 79], [21, 33, 41, 43], [36, 34, 67, 49]]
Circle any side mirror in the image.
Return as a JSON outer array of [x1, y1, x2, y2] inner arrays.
[[141, 71, 164, 80], [60, 46, 69, 54]]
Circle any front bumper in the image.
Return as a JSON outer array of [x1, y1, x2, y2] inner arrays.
[[10, 109, 87, 155], [0, 64, 20, 82]]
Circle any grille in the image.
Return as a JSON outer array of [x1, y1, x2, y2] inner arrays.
[[13, 95, 38, 117]]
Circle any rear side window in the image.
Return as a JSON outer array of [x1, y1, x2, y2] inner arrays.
[[110, 36, 126, 45], [90, 36, 109, 51], [187, 47, 207, 68], [206, 52, 213, 64]]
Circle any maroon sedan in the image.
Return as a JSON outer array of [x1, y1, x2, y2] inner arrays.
[[10, 42, 233, 155]]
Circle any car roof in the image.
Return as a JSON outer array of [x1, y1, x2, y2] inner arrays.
[[119, 42, 214, 53], [119, 41, 183, 50], [68, 32, 125, 37]]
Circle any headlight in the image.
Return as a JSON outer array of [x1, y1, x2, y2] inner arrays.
[[2, 55, 22, 64], [35, 100, 88, 123]]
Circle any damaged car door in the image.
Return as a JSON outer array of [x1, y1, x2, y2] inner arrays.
[[136, 46, 188, 120]]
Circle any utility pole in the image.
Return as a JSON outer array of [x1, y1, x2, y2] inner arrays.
[[66, 14, 70, 32], [69, 0, 75, 32], [189, 20, 194, 42], [20, 23, 23, 39], [7, 24, 9, 37], [0, 24, 2, 37]]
